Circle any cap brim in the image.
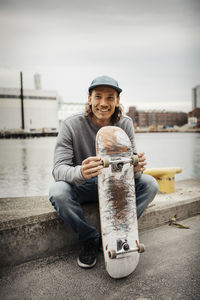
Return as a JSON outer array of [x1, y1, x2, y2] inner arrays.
[[89, 84, 122, 94]]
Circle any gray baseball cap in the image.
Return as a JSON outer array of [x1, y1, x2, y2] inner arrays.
[[88, 75, 122, 94]]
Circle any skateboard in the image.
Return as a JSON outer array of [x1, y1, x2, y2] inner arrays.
[[96, 126, 145, 279]]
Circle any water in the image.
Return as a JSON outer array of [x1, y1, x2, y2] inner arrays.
[[0, 133, 200, 198], [0, 137, 56, 198]]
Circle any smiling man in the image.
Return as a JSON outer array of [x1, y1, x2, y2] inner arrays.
[[49, 75, 158, 268]]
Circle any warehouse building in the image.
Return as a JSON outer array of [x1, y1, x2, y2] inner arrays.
[[0, 88, 58, 131]]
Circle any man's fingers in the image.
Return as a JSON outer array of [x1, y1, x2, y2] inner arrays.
[[82, 165, 103, 175], [140, 161, 147, 166], [82, 161, 102, 171], [138, 152, 145, 158], [139, 156, 146, 162], [134, 160, 147, 173], [81, 166, 102, 180], [81, 156, 103, 180], [82, 156, 101, 165]]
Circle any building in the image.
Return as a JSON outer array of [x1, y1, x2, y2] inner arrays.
[[192, 85, 200, 110], [0, 88, 58, 131], [188, 85, 200, 127], [58, 100, 85, 123], [127, 106, 187, 128], [188, 108, 200, 127]]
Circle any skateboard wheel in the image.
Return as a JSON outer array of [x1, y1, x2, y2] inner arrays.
[[108, 250, 117, 259], [138, 243, 145, 253], [102, 159, 110, 168], [131, 155, 139, 166]]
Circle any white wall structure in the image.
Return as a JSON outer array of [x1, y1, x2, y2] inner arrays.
[[58, 102, 85, 121], [188, 116, 197, 127], [0, 88, 58, 131]]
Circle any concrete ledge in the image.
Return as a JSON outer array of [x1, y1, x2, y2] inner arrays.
[[0, 178, 200, 267]]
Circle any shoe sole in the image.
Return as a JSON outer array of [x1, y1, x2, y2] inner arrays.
[[77, 257, 97, 269]]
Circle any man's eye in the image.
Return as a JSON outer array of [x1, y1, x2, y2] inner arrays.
[[108, 97, 114, 100], [96, 96, 101, 99]]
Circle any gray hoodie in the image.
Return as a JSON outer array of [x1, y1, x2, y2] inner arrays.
[[53, 113, 137, 186]]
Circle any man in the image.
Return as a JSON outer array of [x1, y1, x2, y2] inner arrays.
[[49, 75, 158, 269]]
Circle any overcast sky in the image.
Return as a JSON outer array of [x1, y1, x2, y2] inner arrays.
[[0, 0, 200, 112]]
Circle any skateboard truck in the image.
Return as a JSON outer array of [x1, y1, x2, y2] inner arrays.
[[108, 240, 145, 259], [117, 238, 129, 251], [101, 155, 139, 169]]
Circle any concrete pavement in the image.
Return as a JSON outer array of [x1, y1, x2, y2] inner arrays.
[[0, 215, 200, 300]]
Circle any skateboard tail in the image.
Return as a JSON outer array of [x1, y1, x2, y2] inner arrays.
[[105, 252, 140, 279]]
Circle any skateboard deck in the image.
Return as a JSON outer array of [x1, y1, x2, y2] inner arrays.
[[96, 126, 145, 279]]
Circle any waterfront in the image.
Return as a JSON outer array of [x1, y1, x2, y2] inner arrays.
[[0, 132, 200, 198]]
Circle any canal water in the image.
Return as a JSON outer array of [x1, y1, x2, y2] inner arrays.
[[0, 132, 200, 198]]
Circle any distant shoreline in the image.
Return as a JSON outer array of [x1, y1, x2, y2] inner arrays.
[[135, 128, 200, 133], [0, 127, 200, 138], [0, 131, 58, 139]]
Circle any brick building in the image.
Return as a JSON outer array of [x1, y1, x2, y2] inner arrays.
[[127, 106, 187, 128]]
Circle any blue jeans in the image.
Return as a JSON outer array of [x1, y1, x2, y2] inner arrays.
[[49, 174, 158, 241]]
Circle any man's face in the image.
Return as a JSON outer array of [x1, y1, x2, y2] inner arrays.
[[88, 86, 120, 127]]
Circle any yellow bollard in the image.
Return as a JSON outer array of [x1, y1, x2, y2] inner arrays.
[[143, 167, 182, 193]]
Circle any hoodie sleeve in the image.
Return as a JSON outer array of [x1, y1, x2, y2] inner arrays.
[[52, 120, 86, 186]]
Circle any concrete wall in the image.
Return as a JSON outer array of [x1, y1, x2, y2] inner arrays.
[[24, 99, 58, 130], [0, 98, 22, 129]]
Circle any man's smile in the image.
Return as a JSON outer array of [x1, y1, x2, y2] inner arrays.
[[98, 109, 110, 112]]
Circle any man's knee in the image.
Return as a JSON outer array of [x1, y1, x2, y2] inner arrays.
[[144, 174, 158, 194], [136, 174, 159, 200], [135, 174, 158, 218], [49, 181, 73, 207], [145, 174, 158, 195]]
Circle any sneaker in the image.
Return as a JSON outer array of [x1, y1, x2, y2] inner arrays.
[[77, 238, 100, 268]]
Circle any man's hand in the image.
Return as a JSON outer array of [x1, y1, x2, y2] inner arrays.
[[134, 152, 147, 173], [81, 156, 103, 180]]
